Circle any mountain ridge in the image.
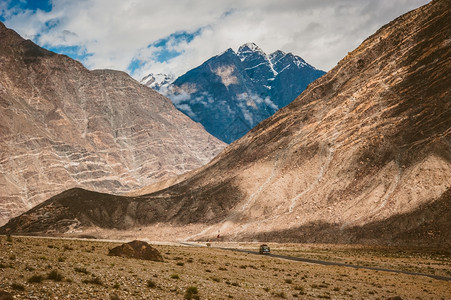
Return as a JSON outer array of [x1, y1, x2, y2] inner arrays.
[[143, 43, 325, 143], [2, 0, 450, 247]]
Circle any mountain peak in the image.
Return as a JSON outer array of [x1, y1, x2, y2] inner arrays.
[[239, 42, 261, 51], [217, 47, 236, 58], [237, 42, 265, 58], [269, 49, 286, 57], [141, 73, 174, 90], [269, 50, 286, 64], [143, 41, 324, 143]]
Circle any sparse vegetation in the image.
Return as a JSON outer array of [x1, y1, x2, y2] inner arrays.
[[147, 279, 156, 288], [27, 274, 44, 283], [47, 269, 64, 281], [74, 267, 89, 274], [184, 286, 199, 300], [11, 282, 25, 291], [0, 237, 448, 299], [63, 244, 74, 251]]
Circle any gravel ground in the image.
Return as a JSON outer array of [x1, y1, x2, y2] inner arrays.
[[0, 236, 449, 299]]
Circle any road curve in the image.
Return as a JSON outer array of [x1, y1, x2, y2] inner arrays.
[[179, 242, 451, 282]]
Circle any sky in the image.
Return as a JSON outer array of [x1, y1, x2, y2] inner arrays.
[[1, 0, 430, 80]]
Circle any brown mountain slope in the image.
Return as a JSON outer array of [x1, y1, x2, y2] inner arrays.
[[0, 22, 226, 225], [1, 0, 450, 247]]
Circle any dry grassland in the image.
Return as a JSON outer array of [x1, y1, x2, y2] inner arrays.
[[0, 236, 449, 299]]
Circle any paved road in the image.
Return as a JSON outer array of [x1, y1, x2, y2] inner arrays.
[[180, 242, 451, 282]]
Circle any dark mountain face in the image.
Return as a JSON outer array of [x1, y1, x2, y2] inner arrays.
[[144, 43, 325, 143], [2, 0, 450, 248], [0, 22, 226, 226]]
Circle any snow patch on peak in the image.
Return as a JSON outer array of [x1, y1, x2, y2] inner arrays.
[[239, 42, 261, 52], [237, 42, 280, 76], [269, 50, 286, 64], [237, 42, 266, 60], [293, 56, 307, 68], [141, 73, 174, 89]]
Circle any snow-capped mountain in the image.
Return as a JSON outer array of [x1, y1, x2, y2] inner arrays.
[[142, 43, 325, 143], [141, 73, 174, 91]]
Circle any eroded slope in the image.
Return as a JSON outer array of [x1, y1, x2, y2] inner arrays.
[[0, 23, 225, 225]]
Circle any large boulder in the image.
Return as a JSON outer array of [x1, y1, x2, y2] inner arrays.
[[108, 240, 164, 262]]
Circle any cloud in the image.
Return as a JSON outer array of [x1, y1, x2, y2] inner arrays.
[[128, 29, 203, 75], [237, 102, 254, 125], [264, 97, 278, 111], [175, 103, 196, 119], [167, 91, 191, 105], [1, 0, 430, 80], [238, 92, 279, 112]]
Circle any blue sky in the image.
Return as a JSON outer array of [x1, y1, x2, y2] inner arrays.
[[1, 0, 52, 15], [128, 29, 202, 74], [0, 0, 430, 80]]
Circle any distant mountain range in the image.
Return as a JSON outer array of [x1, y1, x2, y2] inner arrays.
[[142, 43, 325, 143]]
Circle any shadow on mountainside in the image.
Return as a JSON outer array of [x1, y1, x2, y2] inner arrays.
[[232, 188, 450, 249], [0, 178, 243, 235], [1, 188, 449, 249]]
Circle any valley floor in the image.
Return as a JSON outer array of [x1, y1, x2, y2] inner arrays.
[[0, 236, 449, 299]]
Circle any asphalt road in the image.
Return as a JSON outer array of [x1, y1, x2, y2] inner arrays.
[[180, 242, 451, 282]]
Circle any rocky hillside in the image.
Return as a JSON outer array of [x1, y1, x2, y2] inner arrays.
[[0, 22, 226, 226], [2, 0, 450, 247], [143, 44, 325, 143]]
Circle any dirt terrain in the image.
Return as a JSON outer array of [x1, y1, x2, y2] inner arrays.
[[0, 236, 449, 299]]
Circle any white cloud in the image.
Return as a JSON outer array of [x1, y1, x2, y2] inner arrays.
[[238, 92, 279, 111], [175, 103, 196, 118], [167, 91, 191, 105], [264, 97, 279, 111], [2, 0, 430, 79]]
